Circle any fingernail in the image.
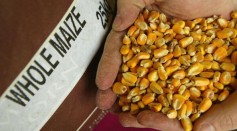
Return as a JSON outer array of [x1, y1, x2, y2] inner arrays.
[[199, 123, 215, 131], [112, 14, 122, 30]]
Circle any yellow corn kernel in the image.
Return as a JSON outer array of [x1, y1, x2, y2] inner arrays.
[[217, 18, 228, 28], [137, 33, 147, 45], [213, 87, 220, 93], [218, 89, 230, 101], [122, 72, 137, 85], [178, 55, 191, 66], [172, 78, 181, 87], [191, 52, 204, 63], [198, 98, 212, 113], [190, 113, 200, 122], [157, 80, 167, 88], [158, 22, 170, 33], [212, 61, 221, 70], [131, 45, 140, 54], [190, 87, 201, 98], [187, 62, 204, 76], [127, 87, 140, 99], [172, 70, 186, 79], [205, 44, 216, 54], [130, 66, 138, 73], [173, 45, 182, 58], [138, 101, 145, 109], [190, 32, 201, 41], [231, 11, 237, 19], [181, 117, 193, 131], [158, 94, 169, 107], [201, 61, 213, 70], [152, 61, 161, 69], [183, 89, 191, 100], [192, 77, 210, 86], [140, 59, 153, 68], [178, 85, 187, 95], [120, 45, 130, 55], [172, 94, 185, 110], [178, 103, 187, 120], [161, 107, 172, 114], [213, 82, 224, 90], [127, 25, 137, 37], [167, 109, 177, 119], [132, 95, 142, 103], [217, 28, 233, 39], [154, 48, 169, 58], [137, 66, 149, 77], [212, 38, 225, 47], [163, 59, 172, 67], [160, 53, 173, 63], [147, 32, 157, 45], [155, 37, 166, 47], [127, 57, 139, 68], [179, 37, 193, 48], [227, 46, 235, 56], [147, 70, 159, 82], [122, 35, 131, 45], [170, 59, 181, 66], [139, 78, 150, 90], [112, 82, 128, 95], [157, 65, 168, 80], [150, 82, 163, 94], [199, 72, 214, 78], [187, 44, 196, 56], [121, 63, 129, 72], [130, 103, 139, 114], [172, 20, 185, 34], [219, 71, 232, 85], [167, 93, 173, 105], [122, 105, 130, 112], [196, 86, 207, 91], [192, 102, 198, 114], [148, 11, 160, 22], [220, 62, 235, 72], [203, 89, 215, 99], [142, 93, 155, 105], [123, 50, 134, 63], [204, 54, 214, 61], [148, 103, 163, 112], [121, 77, 134, 86], [186, 20, 196, 29], [135, 15, 148, 30], [142, 9, 149, 20], [213, 47, 227, 61], [185, 101, 193, 117]]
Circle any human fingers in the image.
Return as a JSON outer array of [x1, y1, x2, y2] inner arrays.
[[113, 0, 155, 31], [137, 110, 184, 131], [96, 88, 117, 110], [119, 112, 145, 128], [96, 30, 124, 90], [193, 91, 237, 131]]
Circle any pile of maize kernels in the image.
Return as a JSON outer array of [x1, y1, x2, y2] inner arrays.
[[112, 9, 237, 131]]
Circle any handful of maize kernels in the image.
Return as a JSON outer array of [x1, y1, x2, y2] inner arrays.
[[112, 9, 237, 131]]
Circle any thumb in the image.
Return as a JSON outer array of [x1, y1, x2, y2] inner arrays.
[[194, 91, 237, 131], [112, 0, 150, 31]]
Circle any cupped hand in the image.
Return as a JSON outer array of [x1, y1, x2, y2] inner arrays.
[[95, 0, 237, 130]]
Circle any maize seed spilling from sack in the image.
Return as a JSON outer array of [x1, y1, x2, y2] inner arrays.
[[113, 9, 237, 131]]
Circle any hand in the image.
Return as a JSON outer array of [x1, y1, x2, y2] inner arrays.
[[96, 0, 237, 130]]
